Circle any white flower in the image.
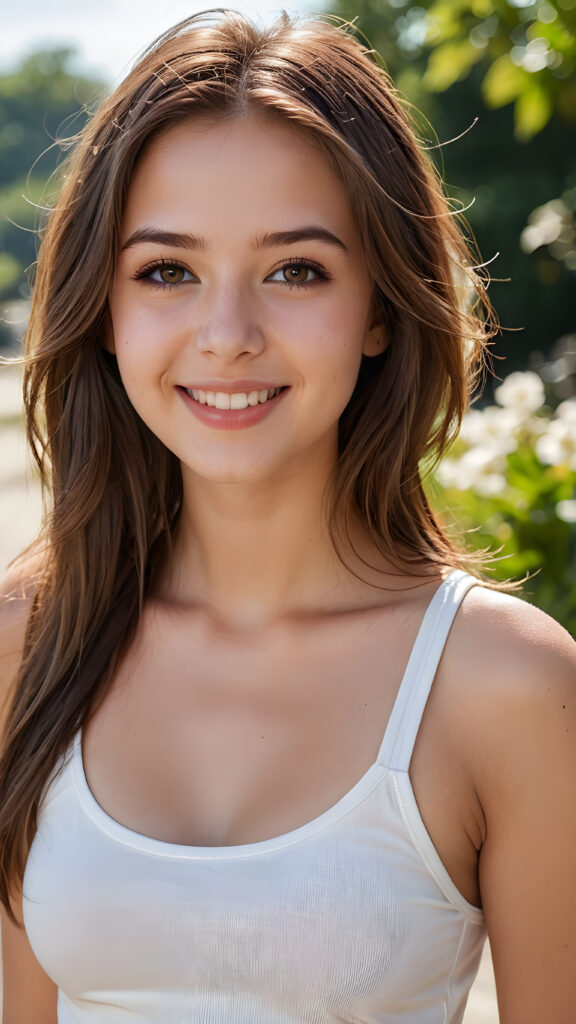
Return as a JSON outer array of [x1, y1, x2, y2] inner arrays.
[[437, 458, 461, 489], [520, 199, 568, 253], [494, 371, 545, 416], [438, 447, 507, 496], [459, 406, 520, 454], [524, 414, 550, 439], [536, 418, 576, 469], [556, 499, 576, 524], [556, 399, 576, 424]]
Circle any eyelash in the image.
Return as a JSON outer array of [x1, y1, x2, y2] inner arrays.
[[131, 257, 331, 291], [269, 258, 331, 289], [131, 259, 195, 290]]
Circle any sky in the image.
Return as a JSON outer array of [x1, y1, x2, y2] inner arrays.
[[1, 0, 319, 83]]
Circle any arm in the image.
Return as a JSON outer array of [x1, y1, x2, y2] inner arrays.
[[0, 560, 59, 1024], [462, 593, 576, 1023]]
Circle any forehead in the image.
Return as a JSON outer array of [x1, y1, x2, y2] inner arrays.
[[121, 114, 358, 244]]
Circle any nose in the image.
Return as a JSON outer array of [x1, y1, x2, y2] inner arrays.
[[194, 280, 265, 361]]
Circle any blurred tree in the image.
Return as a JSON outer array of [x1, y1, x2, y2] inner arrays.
[[329, 0, 576, 381], [421, 0, 576, 139], [0, 49, 104, 306]]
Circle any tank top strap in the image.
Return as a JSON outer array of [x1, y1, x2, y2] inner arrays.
[[376, 569, 478, 772]]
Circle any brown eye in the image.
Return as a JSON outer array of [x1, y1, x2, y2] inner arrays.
[[134, 261, 194, 287], [282, 264, 310, 284], [158, 264, 187, 284], [265, 260, 327, 287]]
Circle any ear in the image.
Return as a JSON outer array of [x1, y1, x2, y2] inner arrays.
[[362, 321, 388, 358], [362, 295, 388, 357]]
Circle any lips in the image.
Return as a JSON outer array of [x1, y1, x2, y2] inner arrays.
[[177, 383, 288, 430]]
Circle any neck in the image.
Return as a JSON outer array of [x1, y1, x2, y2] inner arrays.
[[164, 462, 375, 629]]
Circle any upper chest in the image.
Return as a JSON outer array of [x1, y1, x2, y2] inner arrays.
[[84, 601, 417, 842], [81, 590, 482, 904]]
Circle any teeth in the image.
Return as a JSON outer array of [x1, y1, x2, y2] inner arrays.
[[230, 392, 248, 410], [186, 387, 282, 407]]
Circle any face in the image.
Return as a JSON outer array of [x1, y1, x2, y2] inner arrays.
[[109, 114, 381, 488]]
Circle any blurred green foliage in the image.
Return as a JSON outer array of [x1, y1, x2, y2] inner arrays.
[[429, 372, 576, 632], [422, 0, 576, 139], [329, 0, 576, 380], [0, 50, 104, 305], [435, 463, 576, 634]]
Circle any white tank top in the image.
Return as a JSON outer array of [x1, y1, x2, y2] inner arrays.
[[23, 570, 486, 1023]]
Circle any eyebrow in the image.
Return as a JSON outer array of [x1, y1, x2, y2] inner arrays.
[[120, 225, 349, 254], [253, 228, 349, 254]]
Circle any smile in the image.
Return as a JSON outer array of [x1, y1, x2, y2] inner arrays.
[[178, 384, 288, 430], [184, 387, 285, 410]]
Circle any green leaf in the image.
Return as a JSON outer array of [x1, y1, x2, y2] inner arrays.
[[423, 40, 483, 91], [426, 3, 462, 45], [482, 53, 529, 108], [0, 252, 21, 296], [527, 19, 576, 56], [470, 0, 494, 15], [515, 83, 554, 139]]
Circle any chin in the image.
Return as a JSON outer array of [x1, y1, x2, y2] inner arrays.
[[181, 459, 278, 488]]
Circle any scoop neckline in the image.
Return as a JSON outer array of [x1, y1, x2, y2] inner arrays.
[[72, 736, 387, 859], [71, 569, 467, 860]]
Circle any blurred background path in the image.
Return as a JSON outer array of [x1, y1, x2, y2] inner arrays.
[[0, 363, 42, 574]]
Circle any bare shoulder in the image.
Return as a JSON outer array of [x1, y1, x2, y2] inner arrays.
[[0, 553, 44, 727], [442, 583, 576, 784], [452, 583, 576, 690]]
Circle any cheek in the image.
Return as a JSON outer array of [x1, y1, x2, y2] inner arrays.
[[111, 304, 171, 383], [303, 308, 367, 390]]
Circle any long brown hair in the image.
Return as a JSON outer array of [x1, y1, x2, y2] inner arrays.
[[0, 9, 494, 915]]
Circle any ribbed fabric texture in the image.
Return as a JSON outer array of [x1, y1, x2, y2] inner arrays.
[[23, 570, 485, 1023]]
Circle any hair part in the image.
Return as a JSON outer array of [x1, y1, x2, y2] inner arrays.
[[0, 8, 495, 917]]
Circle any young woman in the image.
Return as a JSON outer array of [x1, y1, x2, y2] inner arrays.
[[1, 11, 575, 1023]]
